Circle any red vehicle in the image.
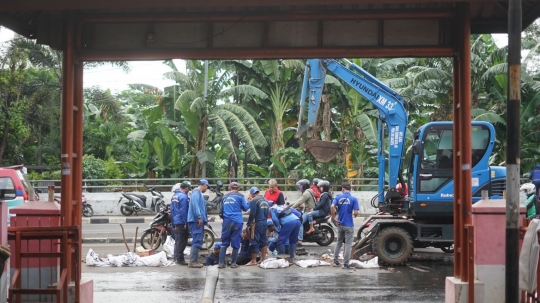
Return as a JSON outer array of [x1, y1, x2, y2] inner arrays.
[[0, 165, 38, 225]]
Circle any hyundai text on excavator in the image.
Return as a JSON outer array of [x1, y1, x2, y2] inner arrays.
[[295, 59, 506, 265]]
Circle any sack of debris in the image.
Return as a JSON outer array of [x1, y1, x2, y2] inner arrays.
[[296, 260, 331, 268], [259, 258, 290, 269]]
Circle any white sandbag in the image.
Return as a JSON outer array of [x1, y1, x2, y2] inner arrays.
[[85, 249, 111, 267], [107, 254, 127, 267], [296, 260, 331, 268], [519, 219, 540, 293], [321, 252, 343, 260], [136, 251, 175, 267], [163, 235, 175, 259], [259, 258, 290, 269], [349, 256, 380, 269]]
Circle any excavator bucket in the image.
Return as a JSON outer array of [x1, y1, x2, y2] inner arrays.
[[306, 139, 347, 163]]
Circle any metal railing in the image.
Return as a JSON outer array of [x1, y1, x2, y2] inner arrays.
[[31, 177, 380, 193], [7, 226, 81, 303]]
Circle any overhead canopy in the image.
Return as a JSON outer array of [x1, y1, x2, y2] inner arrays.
[[1, 0, 539, 60]]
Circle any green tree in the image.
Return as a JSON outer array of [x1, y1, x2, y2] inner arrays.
[[168, 60, 267, 178]]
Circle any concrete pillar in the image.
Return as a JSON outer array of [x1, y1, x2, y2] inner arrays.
[[472, 199, 526, 303]]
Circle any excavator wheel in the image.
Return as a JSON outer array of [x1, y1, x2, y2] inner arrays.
[[372, 227, 413, 266]]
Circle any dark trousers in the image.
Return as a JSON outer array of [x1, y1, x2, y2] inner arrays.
[[236, 254, 260, 265], [174, 224, 189, 262]]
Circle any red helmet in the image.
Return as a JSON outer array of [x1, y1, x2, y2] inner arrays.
[[396, 183, 408, 197]]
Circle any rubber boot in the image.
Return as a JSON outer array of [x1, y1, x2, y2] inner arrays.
[[218, 246, 227, 268], [188, 247, 202, 268], [289, 241, 298, 263], [230, 248, 239, 268], [277, 244, 286, 255]]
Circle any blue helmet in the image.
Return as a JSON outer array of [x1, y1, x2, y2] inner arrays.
[[266, 219, 274, 226]]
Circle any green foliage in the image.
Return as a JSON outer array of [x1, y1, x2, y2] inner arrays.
[[104, 157, 124, 179], [274, 147, 347, 185], [82, 155, 106, 180]]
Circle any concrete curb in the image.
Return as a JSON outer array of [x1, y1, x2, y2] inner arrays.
[[201, 266, 219, 303], [83, 217, 153, 224]]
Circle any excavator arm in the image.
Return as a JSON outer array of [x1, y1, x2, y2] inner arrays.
[[295, 59, 408, 203]]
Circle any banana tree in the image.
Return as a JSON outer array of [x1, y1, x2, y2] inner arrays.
[[166, 60, 268, 178]]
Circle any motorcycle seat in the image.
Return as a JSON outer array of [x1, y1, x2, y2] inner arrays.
[[127, 193, 147, 201], [313, 215, 330, 223]]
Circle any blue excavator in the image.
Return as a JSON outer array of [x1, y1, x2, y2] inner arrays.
[[295, 59, 506, 265]]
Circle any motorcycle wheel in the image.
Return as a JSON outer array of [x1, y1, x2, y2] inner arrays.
[[82, 205, 94, 218], [155, 202, 165, 213], [120, 204, 134, 216], [440, 244, 454, 253], [315, 225, 335, 246], [202, 229, 215, 250], [141, 230, 162, 250], [188, 229, 215, 250]]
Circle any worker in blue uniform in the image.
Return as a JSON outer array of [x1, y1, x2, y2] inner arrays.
[[170, 180, 190, 265], [187, 179, 210, 268], [269, 205, 301, 263], [529, 164, 540, 196], [218, 182, 250, 268], [246, 187, 269, 266], [205, 242, 221, 266]]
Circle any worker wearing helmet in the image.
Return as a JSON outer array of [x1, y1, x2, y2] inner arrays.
[[529, 164, 540, 196], [520, 183, 540, 219], [310, 178, 321, 201], [290, 179, 316, 245], [305, 180, 333, 234]]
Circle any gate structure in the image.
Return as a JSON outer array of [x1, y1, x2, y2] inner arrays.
[[1, 1, 540, 302]]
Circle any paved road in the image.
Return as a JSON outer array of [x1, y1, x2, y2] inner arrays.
[[82, 242, 452, 303], [81, 216, 373, 239]]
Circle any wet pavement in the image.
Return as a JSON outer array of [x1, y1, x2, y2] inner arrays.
[[214, 262, 451, 302], [82, 243, 452, 303]]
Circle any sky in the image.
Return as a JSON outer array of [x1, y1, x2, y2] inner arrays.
[[1, 26, 511, 94]]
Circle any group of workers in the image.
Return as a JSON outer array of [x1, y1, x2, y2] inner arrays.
[[170, 178, 360, 269]]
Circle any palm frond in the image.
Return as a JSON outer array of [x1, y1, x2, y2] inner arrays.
[[174, 90, 198, 111], [190, 97, 206, 113], [378, 58, 415, 71], [219, 84, 268, 99], [216, 103, 267, 147], [481, 63, 507, 81], [282, 60, 305, 71], [163, 71, 193, 89]]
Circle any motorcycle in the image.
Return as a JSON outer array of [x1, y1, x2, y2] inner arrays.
[[54, 195, 93, 217], [204, 180, 224, 213], [117, 186, 165, 216], [140, 204, 216, 250], [301, 214, 335, 246]]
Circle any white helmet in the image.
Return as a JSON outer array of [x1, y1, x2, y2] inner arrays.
[[171, 183, 181, 192], [520, 183, 536, 195]]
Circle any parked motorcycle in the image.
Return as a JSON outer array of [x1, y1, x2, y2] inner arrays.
[[54, 195, 93, 217], [140, 205, 216, 250], [117, 186, 165, 216], [301, 214, 335, 246], [204, 180, 224, 213]]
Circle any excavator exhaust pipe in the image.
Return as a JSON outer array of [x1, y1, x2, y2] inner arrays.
[[305, 139, 348, 163]]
